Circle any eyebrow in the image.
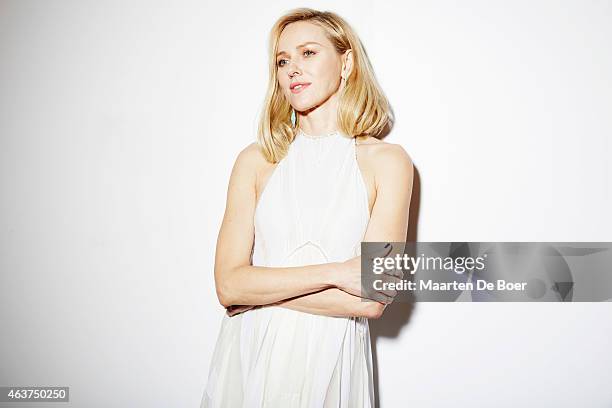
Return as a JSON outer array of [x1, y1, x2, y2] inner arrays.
[[276, 41, 323, 57]]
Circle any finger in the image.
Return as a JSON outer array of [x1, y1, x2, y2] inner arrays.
[[382, 273, 405, 288], [380, 268, 404, 281], [227, 305, 253, 317], [382, 267, 404, 279], [375, 276, 402, 298], [363, 242, 393, 260], [379, 288, 397, 298], [380, 242, 393, 257], [374, 280, 398, 297], [378, 293, 395, 304], [373, 243, 393, 259], [364, 290, 394, 304]]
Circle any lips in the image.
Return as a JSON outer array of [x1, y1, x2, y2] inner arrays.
[[290, 82, 311, 94]]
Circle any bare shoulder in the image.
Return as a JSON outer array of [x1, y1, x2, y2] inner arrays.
[[232, 142, 270, 175], [236, 142, 267, 165], [231, 142, 276, 200], [355, 136, 414, 173], [376, 143, 413, 174]]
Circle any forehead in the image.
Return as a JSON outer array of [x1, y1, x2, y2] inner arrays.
[[277, 21, 330, 52]]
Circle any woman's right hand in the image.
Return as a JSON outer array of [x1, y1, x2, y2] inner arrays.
[[335, 243, 404, 304], [226, 304, 256, 317]]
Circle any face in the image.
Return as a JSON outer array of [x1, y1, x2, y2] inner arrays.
[[276, 21, 350, 113]]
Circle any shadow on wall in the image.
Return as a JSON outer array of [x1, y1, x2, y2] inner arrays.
[[369, 164, 421, 408]]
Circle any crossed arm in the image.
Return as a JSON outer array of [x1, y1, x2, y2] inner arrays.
[[213, 141, 414, 319]]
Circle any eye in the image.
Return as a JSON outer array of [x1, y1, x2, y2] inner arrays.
[[277, 50, 316, 68]]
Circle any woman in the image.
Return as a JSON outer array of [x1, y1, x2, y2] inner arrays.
[[201, 7, 413, 408]]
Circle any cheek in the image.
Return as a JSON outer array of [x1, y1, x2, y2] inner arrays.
[[312, 63, 339, 91], [277, 77, 290, 97], [315, 74, 337, 96]]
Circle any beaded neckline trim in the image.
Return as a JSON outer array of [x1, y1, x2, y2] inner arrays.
[[297, 128, 339, 139]]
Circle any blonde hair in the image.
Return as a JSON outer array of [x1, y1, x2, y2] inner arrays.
[[257, 8, 393, 163]]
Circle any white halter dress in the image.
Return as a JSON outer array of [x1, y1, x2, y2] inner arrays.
[[201, 128, 374, 407]]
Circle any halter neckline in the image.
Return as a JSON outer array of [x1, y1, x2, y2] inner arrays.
[[297, 128, 340, 140]]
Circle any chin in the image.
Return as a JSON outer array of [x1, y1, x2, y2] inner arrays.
[[292, 99, 323, 113], [291, 103, 311, 113]]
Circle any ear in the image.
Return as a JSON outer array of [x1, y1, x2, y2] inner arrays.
[[342, 49, 354, 79]]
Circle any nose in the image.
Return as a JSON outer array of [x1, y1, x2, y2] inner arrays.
[[287, 60, 301, 78]]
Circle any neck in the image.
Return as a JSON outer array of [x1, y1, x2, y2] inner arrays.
[[295, 88, 341, 136]]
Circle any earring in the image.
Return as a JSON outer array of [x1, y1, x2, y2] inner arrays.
[[291, 108, 296, 127]]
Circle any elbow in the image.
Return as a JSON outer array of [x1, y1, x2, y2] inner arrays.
[[363, 301, 386, 319], [216, 281, 235, 308], [215, 264, 249, 308], [215, 271, 235, 308], [217, 289, 231, 308]]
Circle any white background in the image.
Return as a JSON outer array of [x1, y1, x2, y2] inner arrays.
[[1, 0, 611, 407]]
